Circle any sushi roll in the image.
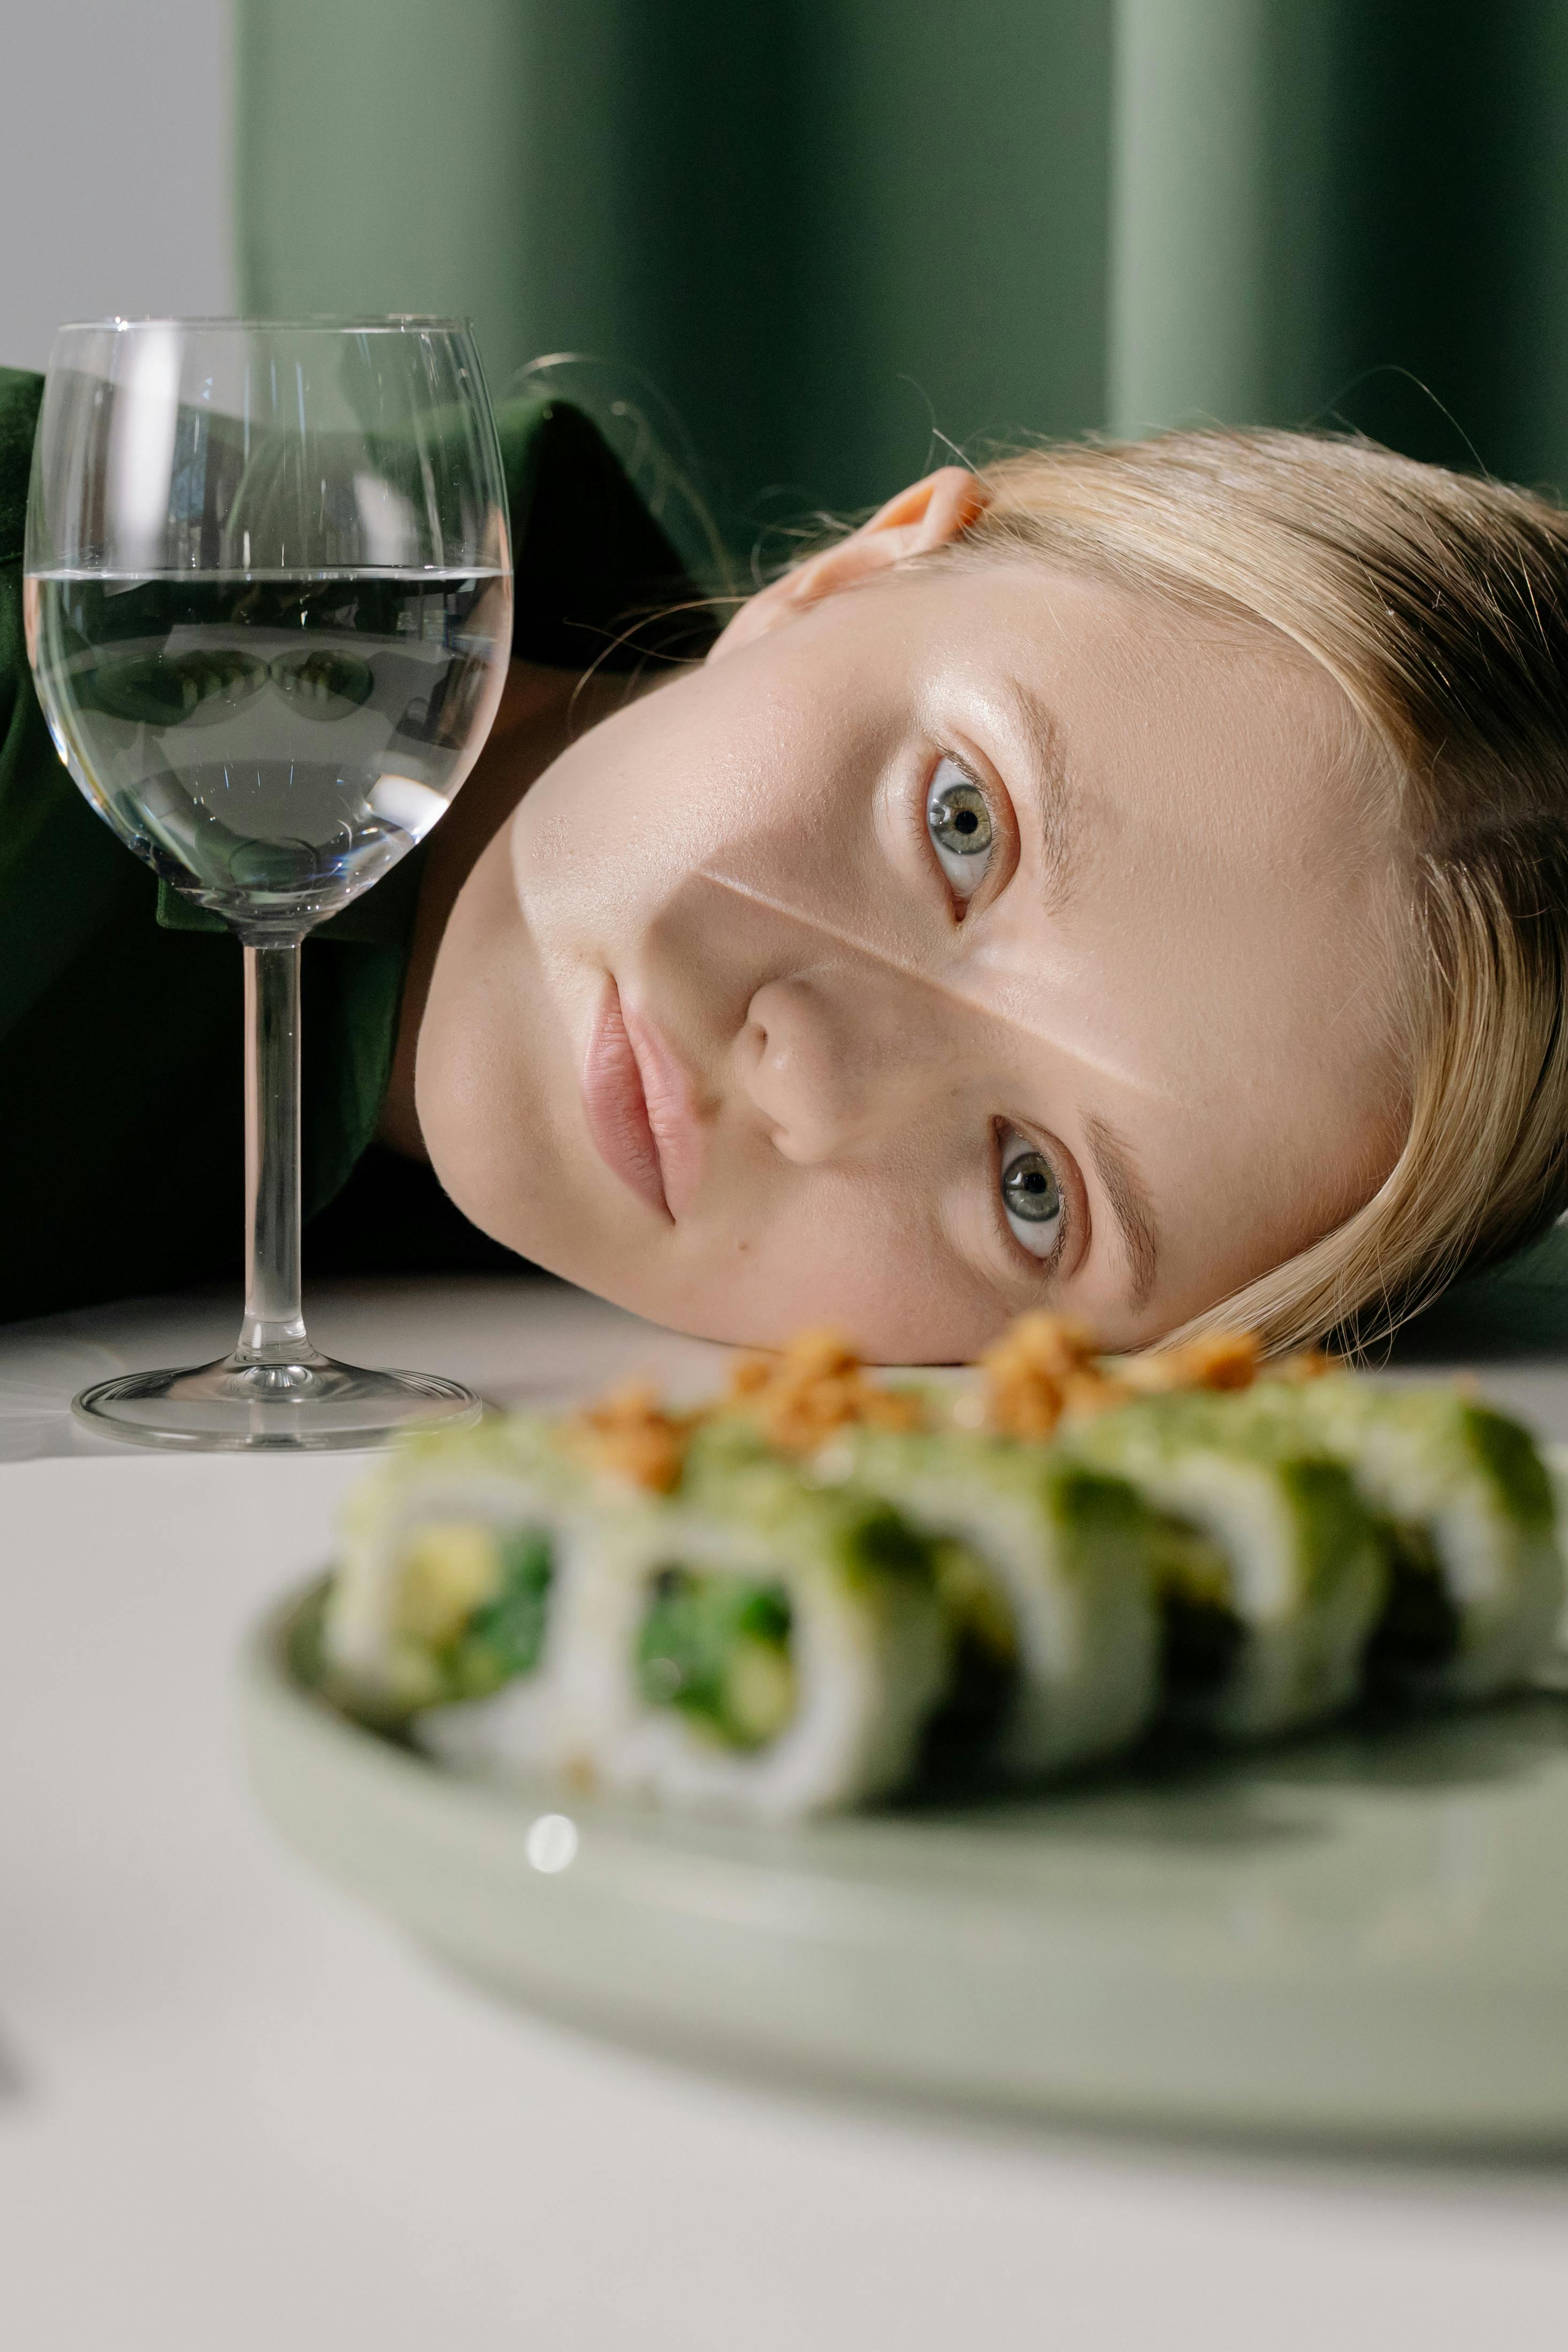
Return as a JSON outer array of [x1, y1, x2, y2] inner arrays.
[[820, 1423, 1163, 1779], [323, 1396, 949, 1821], [1252, 1374, 1564, 1702], [321, 1411, 626, 1773], [312, 1317, 1562, 1827], [1061, 1392, 1387, 1742], [595, 1427, 949, 1820]]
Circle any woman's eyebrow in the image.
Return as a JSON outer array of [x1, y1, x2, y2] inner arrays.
[[1084, 1110, 1161, 1307], [997, 676, 1073, 907]]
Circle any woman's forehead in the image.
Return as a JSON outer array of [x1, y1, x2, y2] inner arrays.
[[901, 554, 1355, 726]]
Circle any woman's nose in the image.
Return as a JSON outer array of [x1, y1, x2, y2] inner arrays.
[[738, 976, 879, 1164]]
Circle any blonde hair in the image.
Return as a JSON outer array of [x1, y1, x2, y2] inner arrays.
[[958, 429, 1568, 1354]]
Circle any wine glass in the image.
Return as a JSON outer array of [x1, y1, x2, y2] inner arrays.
[[24, 318, 514, 1450]]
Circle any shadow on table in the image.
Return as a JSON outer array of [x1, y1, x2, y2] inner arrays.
[[894, 1687, 1568, 1844]]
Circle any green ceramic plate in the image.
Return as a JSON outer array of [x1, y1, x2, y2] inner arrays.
[[242, 1582, 1568, 2154]]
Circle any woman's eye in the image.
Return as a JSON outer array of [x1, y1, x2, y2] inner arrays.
[[925, 755, 994, 899], [999, 1128, 1064, 1258]]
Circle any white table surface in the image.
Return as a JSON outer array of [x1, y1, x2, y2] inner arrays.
[[4, 1276, 1568, 2351]]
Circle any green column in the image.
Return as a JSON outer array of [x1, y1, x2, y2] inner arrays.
[[1108, 0, 1348, 438], [238, 0, 541, 395], [1109, 0, 1275, 433], [784, 0, 1114, 520]]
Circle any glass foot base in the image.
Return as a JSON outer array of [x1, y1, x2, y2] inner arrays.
[[73, 1347, 483, 1453]]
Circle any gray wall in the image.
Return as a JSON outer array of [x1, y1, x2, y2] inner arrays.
[[0, 0, 233, 372]]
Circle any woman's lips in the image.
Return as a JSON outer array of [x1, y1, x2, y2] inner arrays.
[[581, 979, 705, 1219]]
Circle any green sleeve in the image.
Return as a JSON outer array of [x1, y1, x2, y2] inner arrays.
[[0, 368, 253, 1316], [0, 368, 152, 1050]]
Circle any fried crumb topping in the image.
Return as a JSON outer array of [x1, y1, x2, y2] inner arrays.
[[1116, 1329, 1263, 1395], [721, 1327, 926, 1453], [568, 1381, 698, 1494], [979, 1314, 1108, 1439], [566, 1317, 1324, 1484], [978, 1315, 1299, 1436]]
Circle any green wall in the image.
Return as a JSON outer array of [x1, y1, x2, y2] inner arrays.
[[1111, 0, 1568, 487], [237, 0, 1568, 561], [236, 0, 1112, 557]]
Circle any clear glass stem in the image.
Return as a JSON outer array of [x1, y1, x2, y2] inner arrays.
[[238, 939, 308, 1362], [71, 924, 480, 1445]]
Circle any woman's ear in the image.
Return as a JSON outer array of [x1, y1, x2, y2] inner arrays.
[[708, 466, 990, 663]]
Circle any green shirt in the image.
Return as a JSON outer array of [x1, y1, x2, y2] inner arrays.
[[0, 368, 706, 1322]]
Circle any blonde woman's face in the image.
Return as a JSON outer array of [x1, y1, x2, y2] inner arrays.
[[417, 561, 1403, 1360]]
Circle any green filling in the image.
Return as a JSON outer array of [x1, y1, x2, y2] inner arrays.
[[637, 1565, 796, 1750], [1364, 1519, 1462, 1686], [443, 1528, 555, 1701], [323, 1523, 557, 1725]]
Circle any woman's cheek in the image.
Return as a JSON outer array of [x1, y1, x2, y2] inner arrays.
[[656, 1181, 991, 1362]]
